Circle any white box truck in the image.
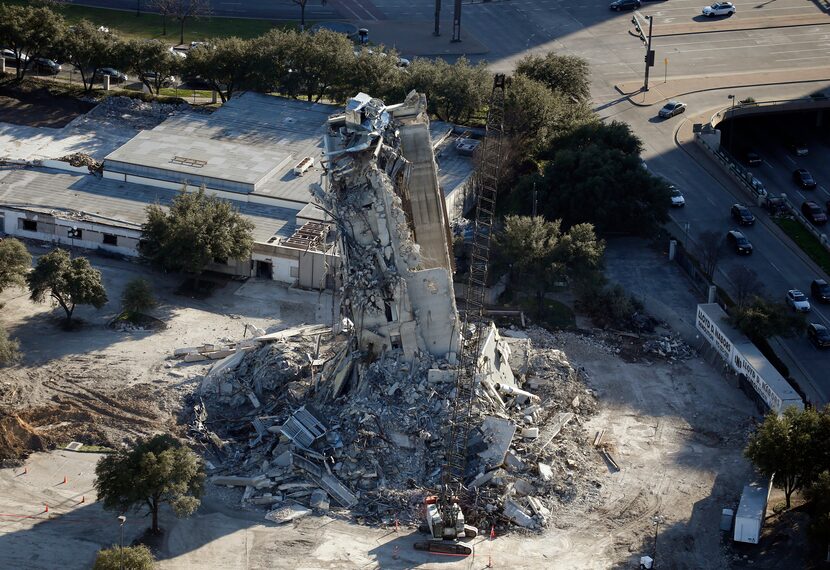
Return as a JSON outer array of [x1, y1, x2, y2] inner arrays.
[[733, 478, 773, 544]]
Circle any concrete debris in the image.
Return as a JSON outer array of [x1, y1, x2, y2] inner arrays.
[[642, 334, 696, 360], [184, 323, 601, 533], [265, 503, 312, 524]]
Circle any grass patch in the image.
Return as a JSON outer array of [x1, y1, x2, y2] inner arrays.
[[2, 0, 297, 43], [774, 217, 830, 274], [159, 87, 213, 99]]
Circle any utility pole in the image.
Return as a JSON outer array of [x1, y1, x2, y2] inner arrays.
[[434, 0, 441, 36], [118, 515, 126, 570], [451, 0, 462, 42], [643, 15, 654, 92]]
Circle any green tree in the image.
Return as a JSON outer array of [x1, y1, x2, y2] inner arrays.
[[409, 57, 489, 123], [512, 122, 670, 235], [95, 434, 204, 534], [0, 326, 21, 366], [26, 249, 108, 324], [805, 470, 830, 554], [0, 238, 32, 295], [0, 4, 65, 79], [122, 39, 180, 95], [730, 296, 806, 341], [745, 407, 820, 508], [121, 278, 157, 321], [515, 51, 591, 103], [151, 0, 211, 45], [497, 215, 604, 316], [58, 20, 123, 92], [335, 46, 406, 104], [183, 37, 254, 102], [283, 29, 355, 102], [729, 266, 763, 309], [505, 74, 594, 153], [139, 187, 254, 286], [92, 544, 155, 570]]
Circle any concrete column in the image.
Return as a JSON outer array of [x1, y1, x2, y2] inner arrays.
[[668, 239, 676, 261], [708, 285, 717, 304], [212, 90, 218, 104], [103, 75, 111, 91], [0, 58, 5, 74]]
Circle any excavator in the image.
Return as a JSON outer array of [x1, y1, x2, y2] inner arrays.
[[414, 74, 507, 557]]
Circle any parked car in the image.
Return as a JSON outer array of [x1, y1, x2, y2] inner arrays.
[[0, 48, 28, 64], [610, 0, 641, 10], [93, 67, 128, 83], [731, 204, 755, 226], [808, 323, 830, 348], [786, 289, 811, 312], [789, 140, 809, 157], [669, 186, 685, 207], [810, 279, 830, 303], [793, 168, 817, 189], [702, 2, 736, 16], [142, 71, 176, 87], [658, 101, 687, 118], [726, 230, 753, 255], [802, 201, 827, 225], [743, 150, 762, 167], [32, 57, 61, 75]]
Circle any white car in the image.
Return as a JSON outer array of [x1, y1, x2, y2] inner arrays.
[[658, 100, 687, 118], [702, 2, 736, 16], [669, 186, 685, 207], [786, 289, 811, 313]]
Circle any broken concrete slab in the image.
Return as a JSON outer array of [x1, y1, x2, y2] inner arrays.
[[478, 416, 516, 470], [521, 427, 539, 439], [310, 489, 330, 511], [503, 499, 535, 528], [538, 462, 553, 482], [265, 503, 312, 524], [211, 475, 271, 489], [513, 478, 535, 496]]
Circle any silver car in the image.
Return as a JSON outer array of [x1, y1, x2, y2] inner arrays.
[[659, 101, 687, 118]]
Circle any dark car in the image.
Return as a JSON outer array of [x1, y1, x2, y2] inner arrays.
[[802, 201, 827, 225], [811, 279, 830, 303], [727, 230, 753, 255], [808, 323, 830, 348], [731, 204, 755, 226], [32, 57, 61, 75], [610, 0, 641, 10], [92, 67, 128, 84], [743, 150, 762, 167], [794, 168, 817, 189]]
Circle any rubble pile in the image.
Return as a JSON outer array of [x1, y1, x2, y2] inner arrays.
[[188, 324, 603, 534], [78, 96, 199, 132], [642, 334, 696, 360], [58, 152, 101, 169]]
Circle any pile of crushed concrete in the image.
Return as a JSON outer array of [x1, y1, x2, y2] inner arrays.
[[183, 323, 603, 533]]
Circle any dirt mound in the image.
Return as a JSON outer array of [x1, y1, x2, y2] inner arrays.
[[0, 412, 48, 463]]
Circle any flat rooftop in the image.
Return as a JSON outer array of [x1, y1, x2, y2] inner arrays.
[[149, 93, 337, 206], [104, 130, 292, 194], [0, 168, 295, 243]]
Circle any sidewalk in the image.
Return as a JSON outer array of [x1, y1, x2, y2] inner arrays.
[[616, 66, 830, 106]]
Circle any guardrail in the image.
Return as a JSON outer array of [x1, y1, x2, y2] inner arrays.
[[710, 96, 830, 128]]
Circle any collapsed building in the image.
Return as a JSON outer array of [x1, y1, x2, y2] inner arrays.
[[188, 91, 602, 532]]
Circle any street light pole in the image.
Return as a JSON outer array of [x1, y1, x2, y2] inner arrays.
[[118, 515, 126, 570], [643, 15, 654, 92]]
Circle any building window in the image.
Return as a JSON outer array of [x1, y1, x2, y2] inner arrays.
[[20, 219, 37, 232], [102, 233, 118, 246], [384, 300, 398, 323], [290, 266, 299, 278]]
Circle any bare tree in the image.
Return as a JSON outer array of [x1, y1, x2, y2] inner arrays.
[[151, 0, 209, 44], [697, 230, 724, 281], [729, 266, 763, 308], [292, 0, 310, 31]]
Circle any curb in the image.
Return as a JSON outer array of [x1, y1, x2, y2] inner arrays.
[[617, 75, 830, 107]]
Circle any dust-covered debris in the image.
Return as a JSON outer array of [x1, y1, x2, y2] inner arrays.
[[186, 323, 604, 534]]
